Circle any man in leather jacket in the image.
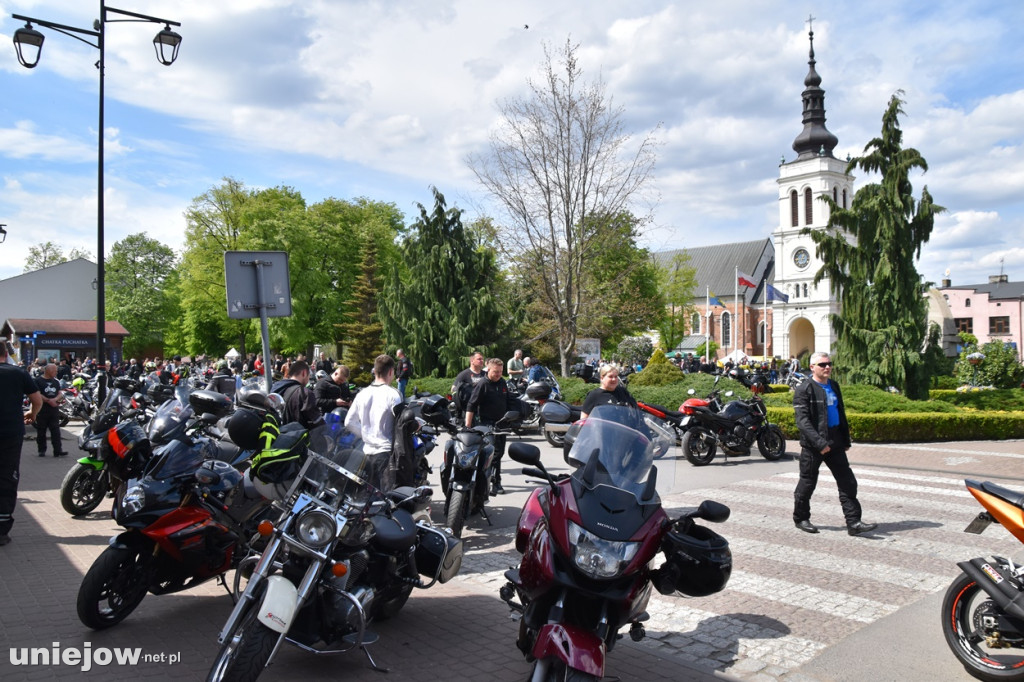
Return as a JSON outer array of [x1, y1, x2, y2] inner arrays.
[[271, 361, 323, 429], [792, 351, 877, 536]]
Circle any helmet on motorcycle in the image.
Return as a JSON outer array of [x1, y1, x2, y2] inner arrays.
[[227, 408, 265, 451], [99, 421, 152, 463], [236, 385, 271, 411], [315, 370, 328, 382], [72, 377, 86, 389], [726, 367, 747, 383], [655, 523, 732, 597], [419, 394, 450, 426]]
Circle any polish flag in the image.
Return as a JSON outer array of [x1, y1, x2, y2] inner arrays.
[[737, 271, 757, 288]]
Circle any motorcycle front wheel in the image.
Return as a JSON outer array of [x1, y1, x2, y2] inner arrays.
[[681, 427, 717, 466], [60, 462, 107, 516], [532, 658, 600, 682], [941, 571, 1024, 681], [58, 402, 72, 427], [446, 489, 467, 538], [77, 545, 150, 629], [207, 595, 277, 682], [757, 425, 787, 461]]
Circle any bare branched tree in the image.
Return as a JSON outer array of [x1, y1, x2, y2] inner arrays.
[[468, 39, 658, 374]]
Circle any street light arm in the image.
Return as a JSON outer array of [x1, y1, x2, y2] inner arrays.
[[104, 6, 181, 27], [11, 13, 100, 48]]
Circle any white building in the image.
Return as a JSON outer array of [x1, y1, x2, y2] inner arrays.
[[771, 27, 853, 360]]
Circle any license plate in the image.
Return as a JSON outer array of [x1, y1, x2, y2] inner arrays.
[[964, 512, 993, 535]]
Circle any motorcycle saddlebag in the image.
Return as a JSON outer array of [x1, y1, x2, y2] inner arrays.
[[539, 400, 571, 424], [415, 526, 463, 583], [525, 382, 553, 401]]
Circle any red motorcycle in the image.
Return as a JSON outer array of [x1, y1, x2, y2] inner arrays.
[[501, 404, 732, 680]]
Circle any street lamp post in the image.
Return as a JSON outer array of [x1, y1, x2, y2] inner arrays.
[[10, 3, 180, 399]]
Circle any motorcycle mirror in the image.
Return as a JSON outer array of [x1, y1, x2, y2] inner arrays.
[[508, 442, 541, 466], [697, 500, 731, 523], [413, 485, 433, 499]]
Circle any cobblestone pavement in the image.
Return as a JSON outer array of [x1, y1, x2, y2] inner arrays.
[[3, 426, 1022, 681]]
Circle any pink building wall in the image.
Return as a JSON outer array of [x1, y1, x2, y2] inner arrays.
[[940, 286, 1024, 358]]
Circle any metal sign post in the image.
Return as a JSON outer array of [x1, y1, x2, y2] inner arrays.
[[224, 251, 292, 394]]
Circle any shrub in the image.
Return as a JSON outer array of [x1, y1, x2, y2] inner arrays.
[[840, 384, 958, 414], [629, 362, 685, 387], [929, 388, 1024, 411]]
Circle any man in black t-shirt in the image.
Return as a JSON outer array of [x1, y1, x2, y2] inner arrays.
[[34, 363, 67, 457], [465, 358, 514, 495], [0, 338, 42, 545], [451, 351, 485, 417]]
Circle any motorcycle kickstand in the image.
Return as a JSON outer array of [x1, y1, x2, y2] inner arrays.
[[361, 643, 389, 673], [217, 574, 237, 605], [478, 505, 493, 526]]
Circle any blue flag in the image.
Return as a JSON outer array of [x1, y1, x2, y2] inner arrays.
[[708, 295, 724, 307], [766, 283, 789, 303]]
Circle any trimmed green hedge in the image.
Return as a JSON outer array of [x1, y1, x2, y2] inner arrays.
[[410, 374, 1024, 442]]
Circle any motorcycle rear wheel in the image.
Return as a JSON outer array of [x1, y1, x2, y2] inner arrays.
[[207, 596, 277, 682], [681, 427, 717, 466], [77, 545, 150, 629], [532, 658, 600, 681], [941, 571, 1024, 681], [446, 489, 467, 538], [60, 462, 107, 516], [544, 429, 566, 448], [757, 425, 787, 461]]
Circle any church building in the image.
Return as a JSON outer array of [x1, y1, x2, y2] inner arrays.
[[656, 25, 853, 363]]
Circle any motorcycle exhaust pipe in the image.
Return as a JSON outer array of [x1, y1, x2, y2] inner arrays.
[[957, 558, 1024, 620]]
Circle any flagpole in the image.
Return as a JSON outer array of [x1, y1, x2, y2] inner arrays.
[[705, 286, 710, 365], [763, 273, 768, 358], [734, 266, 739, 355]]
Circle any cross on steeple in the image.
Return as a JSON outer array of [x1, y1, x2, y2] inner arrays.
[[806, 14, 815, 32]]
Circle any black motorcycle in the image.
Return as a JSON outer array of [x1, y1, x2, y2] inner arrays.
[[440, 411, 519, 538], [206, 432, 463, 681], [679, 373, 786, 466]]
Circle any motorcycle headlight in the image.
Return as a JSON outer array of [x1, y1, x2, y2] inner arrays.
[[295, 508, 339, 549], [122, 484, 145, 516], [567, 521, 640, 580], [455, 448, 479, 469]]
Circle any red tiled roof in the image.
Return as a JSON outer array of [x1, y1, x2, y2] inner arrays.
[[4, 319, 130, 336]]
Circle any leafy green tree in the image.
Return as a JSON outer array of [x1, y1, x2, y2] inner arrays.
[[380, 188, 501, 377], [23, 241, 93, 272], [469, 39, 657, 375], [617, 336, 653, 367], [106, 233, 177, 357], [656, 251, 698, 351], [338, 239, 384, 384], [807, 93, 943, 399], [954, 339, 1024, 388]]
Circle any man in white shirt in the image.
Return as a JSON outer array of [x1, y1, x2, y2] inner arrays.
[[345, 354, 402, 489]]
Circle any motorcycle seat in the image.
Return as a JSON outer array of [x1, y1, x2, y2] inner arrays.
[[977, 480, 1024, 509], [370, 508, 418, 551], [210, 440, 241, 464]]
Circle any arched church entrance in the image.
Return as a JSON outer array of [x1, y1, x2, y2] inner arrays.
[[789, 317, 815, 360]]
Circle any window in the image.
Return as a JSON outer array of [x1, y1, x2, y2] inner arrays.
[[833, 187, 838, 204], [691, 312, 701, 335], [842, 188, 847, 209], [790, 190, 798, 227], [954, 318, 973, 334], [990, 316, 1010, 335], [721, 312, 731, 348], [804, 188, 813, 225], [758, 321, 767, 345], [803, 283, 808, 298], [965, 298, 971, 308]]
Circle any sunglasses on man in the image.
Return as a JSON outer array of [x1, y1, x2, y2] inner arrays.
[[815, 362, 833, 368]]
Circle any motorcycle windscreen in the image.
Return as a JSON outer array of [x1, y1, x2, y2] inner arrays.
[[147, 398, 194, 444], [566, 404, 676, 502], [303, 425, 375, 504]]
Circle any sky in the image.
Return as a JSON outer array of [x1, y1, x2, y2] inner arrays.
[[1, 0, 1023, 289]]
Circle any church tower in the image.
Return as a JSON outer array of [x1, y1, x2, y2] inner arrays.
[[771, 23, 854, 361]]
